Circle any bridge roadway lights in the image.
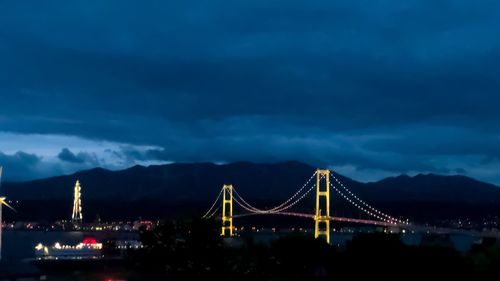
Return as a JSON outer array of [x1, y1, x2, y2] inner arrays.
[[221, 184, 234, 236], [315, 169, 331, 244]]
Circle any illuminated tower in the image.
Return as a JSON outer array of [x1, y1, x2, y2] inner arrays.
[[315, 169, 331, 243], [0, 197, 6, 261], [0, 197, 4, 261], [221, 184, 233, 236], [0, 167, 16, 261], [0, 166, 4, 261], [71, 180, 83, 223]]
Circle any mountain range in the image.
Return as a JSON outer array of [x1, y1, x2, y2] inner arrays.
[[3, 161, 500, 203], [2, 161, 500, 221]]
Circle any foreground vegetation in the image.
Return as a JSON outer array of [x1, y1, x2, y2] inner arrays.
[[40, 219, 500, 280], [125, 219, 500, 280]]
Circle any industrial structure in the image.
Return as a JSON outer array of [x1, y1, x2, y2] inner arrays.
[[71, 180, 83, 223]]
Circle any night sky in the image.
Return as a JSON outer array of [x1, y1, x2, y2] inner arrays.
[[1, 1, 500, 184]]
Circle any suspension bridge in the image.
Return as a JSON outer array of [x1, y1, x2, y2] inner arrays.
[[202, 169, 410, 243]]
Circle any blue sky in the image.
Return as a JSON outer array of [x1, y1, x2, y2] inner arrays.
[[1, 1, 500, 184]]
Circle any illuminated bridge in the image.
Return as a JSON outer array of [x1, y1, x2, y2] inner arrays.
[[202, 169, 410, 243]]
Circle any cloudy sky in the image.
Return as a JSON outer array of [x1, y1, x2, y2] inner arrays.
[[1, 0, 500, 184]]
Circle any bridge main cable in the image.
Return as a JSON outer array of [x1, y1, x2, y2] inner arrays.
[[231, 171, 317, 214], [328, 170, 408, 225], [233, 184, 316, 214], [202, 187, 224, 219], [329, 181, 395, 224]]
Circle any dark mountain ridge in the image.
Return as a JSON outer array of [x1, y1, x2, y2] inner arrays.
[[2, 161, 500, 204]]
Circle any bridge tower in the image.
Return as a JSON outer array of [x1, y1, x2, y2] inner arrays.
[[71, 180, 83, 223], [315, 169, 331, 243], [221, 184, 234, 236]]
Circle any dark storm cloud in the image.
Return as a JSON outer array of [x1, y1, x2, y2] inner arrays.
[[1, 149, 102, 181], [1, 0, 500, 183], [121, 130, 450, 174], [363, 127, 500, 159], [0, 151, 42, 181], [57, 148, 98, 164], [58, 148, 84, 163], [0, 151, 40, 166]]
